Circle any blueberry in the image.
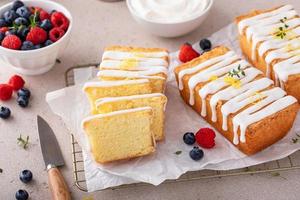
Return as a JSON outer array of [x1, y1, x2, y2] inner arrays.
[[14, 17, 28, 26], [35, 44, 43, 49], [17, 26, 29, 40], [0, 18, 7, 27], [44, 39, 53, 46], [40, 19, 52, 31], [17, 96, 29, 107], [21, 41, 35, 51], [3, 10, 18, 24], [16, 6, 31, 19], [19, 169, 33, 183], [15, 189, 29, 200], [199, 39, 212, 52], [0, 32, 4, 42], [183, 132, 195, 145], [0, 106, 11, 119], [5, 29, 17, 36], [189, 146, 204, 161], [17, 88, 31, 99], [12, 1, 24, 11]]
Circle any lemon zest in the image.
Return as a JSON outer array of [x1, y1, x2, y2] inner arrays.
[[224, 76, 241, 89], [209, 75, 218, 82], [119, 58, 138, 70]]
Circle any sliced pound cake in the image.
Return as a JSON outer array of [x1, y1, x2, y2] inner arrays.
[[83, 79, 152, 114], [95, 93, 167, 141], [82, 107, 155, 164], [97, 69, 167, 93]]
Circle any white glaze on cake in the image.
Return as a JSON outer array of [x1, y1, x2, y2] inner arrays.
[[83, 79, 149, 91], [95, 93, 165, 107], [102, 50, 168, 60], [237, 4, 300, 86], [176, 49, 297, 145], [97, 68, 168, 78], [100, 59, 168, 69]]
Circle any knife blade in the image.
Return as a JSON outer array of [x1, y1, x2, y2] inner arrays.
[[37, 115, 71, 200], [37, 115, 65, 168]]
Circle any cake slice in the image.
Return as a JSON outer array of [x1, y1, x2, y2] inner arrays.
[[174, 46, 299, 155], [83, 79, 152, 113], [81, 107, 155, 164], [236, 5, 300, 101], [95, 93, 167, 141], [97, 69, 167, 93]]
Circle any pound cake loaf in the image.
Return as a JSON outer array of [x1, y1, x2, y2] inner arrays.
[[174, 46, 299, 155], [95, 93, 167, 141], [236, 5, 300, 101], [82, 107, 155, 164]]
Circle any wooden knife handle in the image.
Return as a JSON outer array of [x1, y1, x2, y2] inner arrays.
[[48, 166, 71, 200]]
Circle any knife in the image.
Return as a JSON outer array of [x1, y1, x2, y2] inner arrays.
[[37, 115, 71, 200]]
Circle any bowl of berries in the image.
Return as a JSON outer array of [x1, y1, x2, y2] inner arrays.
[[0, 0, 72, 75]]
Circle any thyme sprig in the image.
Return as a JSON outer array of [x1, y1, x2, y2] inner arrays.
[[17, 134, 29, 149], [227, 65, 245, 78], [291, 133, 300, 144], [275, 17, 289, 39], [174, 150, 182, 155]]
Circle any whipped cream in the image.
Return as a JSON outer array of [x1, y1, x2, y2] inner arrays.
[[129, 0, 209, 23]]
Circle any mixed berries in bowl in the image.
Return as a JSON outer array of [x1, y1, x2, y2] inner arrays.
[[0, 0, 72, 75]]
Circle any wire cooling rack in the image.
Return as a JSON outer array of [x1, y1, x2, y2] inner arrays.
[[65, 63, 300, 192]]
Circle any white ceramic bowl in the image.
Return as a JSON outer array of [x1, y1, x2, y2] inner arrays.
[[126, 0, 214, 38], [0, 0, 72, 75]]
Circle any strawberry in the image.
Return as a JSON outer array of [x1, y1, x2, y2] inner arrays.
[[51, 12, 69, 31], [0, 84, 13, 101], [39, 10, 50, 21], [26, 27, 47, 45], [178, 43, 200, 63], [1, 35, 21, 50], [0, 27, 9, 33], [8, 75, 25, 91], [49, 27, 65, 42], [195, 128, 216, 149]]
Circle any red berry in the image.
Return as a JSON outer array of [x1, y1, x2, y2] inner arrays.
[[0, 84, 13, 101], [51, 12, 69, 31], [49, 27, 65, 42], [1, 35, 22, 50], [26, 27, 47, 45], [195, 128, 216, 149], [0, 27, 9, 33], [8, 75, 25, 91], [178, 43, 200, 63], [39, 10, 50, 21]]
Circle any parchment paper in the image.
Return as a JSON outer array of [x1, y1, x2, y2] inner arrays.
[[46, 23, 300, 192]]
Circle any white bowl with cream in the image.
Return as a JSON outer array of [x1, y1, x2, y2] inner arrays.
[[127, 0, 213, 37]]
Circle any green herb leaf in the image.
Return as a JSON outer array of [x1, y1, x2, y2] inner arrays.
[[56, 59, 62, 64], [174, 151, 182, 155], [17, 134, 30, 149], [271, 172, 280, 177], [0, 168, 2, 173]]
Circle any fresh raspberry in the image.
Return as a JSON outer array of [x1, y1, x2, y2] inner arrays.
[[26, 27, 47, 45], [51, 12, 69, 31], [1, 35, 22, 50], [178, 43, 200, 63], [39, 10, 50, 21], [8, 75, 25, 91], [49, 27, 65, 42], [195, 128, 216, 149], [0, 27, 9, 33], [0, 84, 13, 101]]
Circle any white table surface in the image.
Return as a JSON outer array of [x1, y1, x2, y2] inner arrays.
[[1, 0, 300, 199]]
